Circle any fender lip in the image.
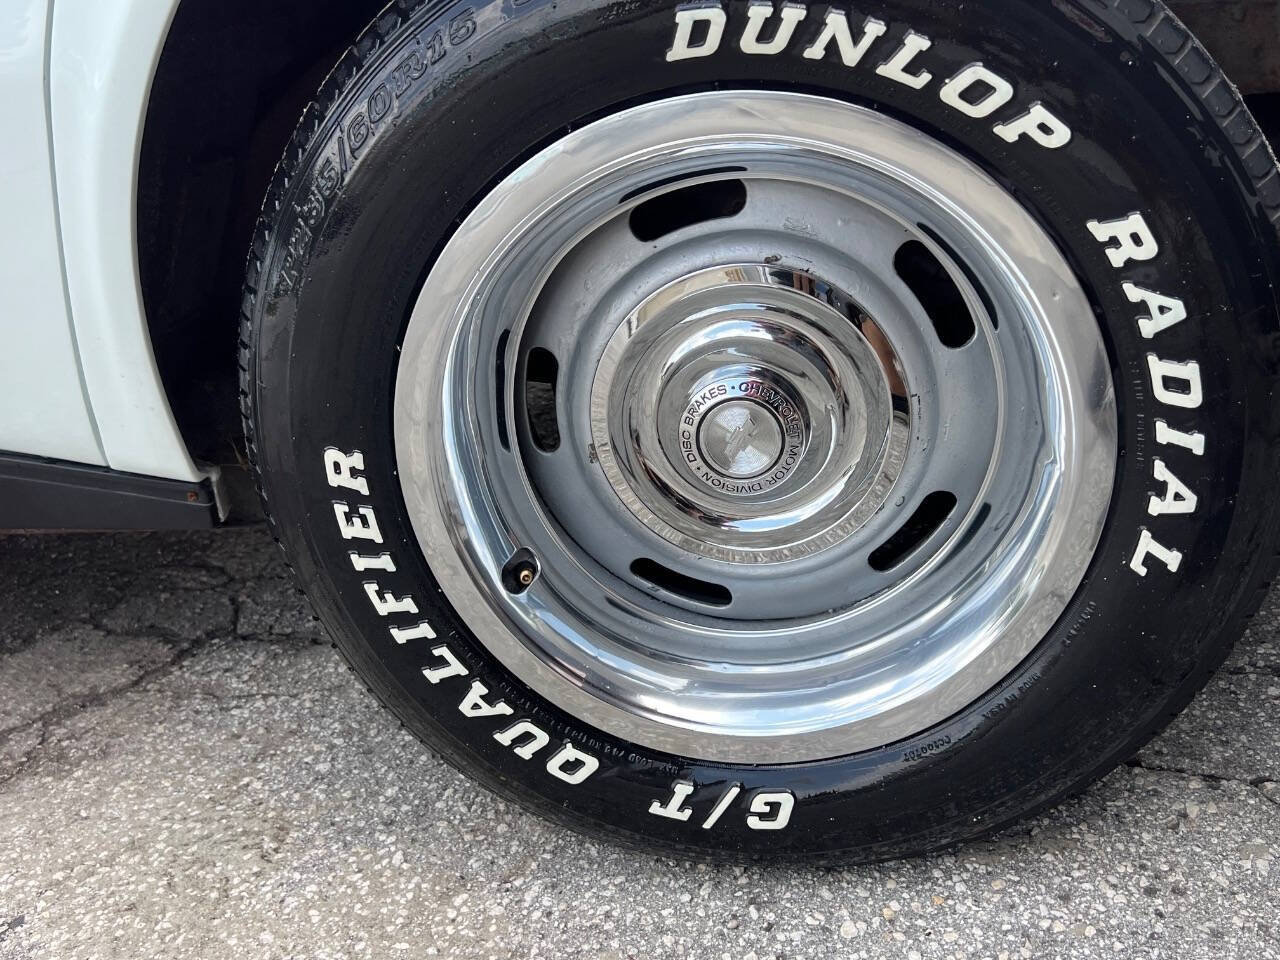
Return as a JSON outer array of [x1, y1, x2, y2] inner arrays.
[[47, 0, 203, 483]]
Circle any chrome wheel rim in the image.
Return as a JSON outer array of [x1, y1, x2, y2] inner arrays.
[[394, 91, 1116, 763]]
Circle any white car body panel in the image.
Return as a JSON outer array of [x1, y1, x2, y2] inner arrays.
[[0, 0, 105, 466], [48, 0, 201, 482]]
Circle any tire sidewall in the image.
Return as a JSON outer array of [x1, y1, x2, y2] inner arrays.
[[249, 0, 1280, 856]]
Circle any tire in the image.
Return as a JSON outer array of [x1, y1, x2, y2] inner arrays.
[[241, 0, 1280, 860]]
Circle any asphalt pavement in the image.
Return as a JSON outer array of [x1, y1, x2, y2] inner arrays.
[[0, 528, 1277, 959]]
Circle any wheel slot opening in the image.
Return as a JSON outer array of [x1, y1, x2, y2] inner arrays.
[[916, 222, 999, 331], [868, 491, 958, 571], [894, 240, 977, 348], [495, 330, 511, 451], [629, 179, 748, 242], [523, 347, 561, 452], [630, 558, 733, 608]]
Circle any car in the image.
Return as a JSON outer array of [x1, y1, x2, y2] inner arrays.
[[4, 0, 1279, 861]]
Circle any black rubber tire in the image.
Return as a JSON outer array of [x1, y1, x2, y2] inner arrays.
[[242, 0, 1280, 860]]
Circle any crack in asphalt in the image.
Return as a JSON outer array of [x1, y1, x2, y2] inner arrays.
[[1225, 666, 1280, 678], [0, 635, 216, 790], [1122, 757, 1280, 808], [0, 666, 343, 792], [0, 576, 331, 791]]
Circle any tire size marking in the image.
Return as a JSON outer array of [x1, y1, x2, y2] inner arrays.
[[275, 8, 478, 296], [666, 2, 1071, 151], [1084, 214, 1206, 578], [323, 446, 601, 788], [649, 780, 796, 831]]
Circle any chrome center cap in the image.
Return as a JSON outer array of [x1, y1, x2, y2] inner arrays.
[[589, 263, 910, 563], [680, 375, 808, 496], [699, 400, 780, 479]]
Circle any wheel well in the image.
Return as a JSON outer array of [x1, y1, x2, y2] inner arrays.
[[138, 0, 387, 468]]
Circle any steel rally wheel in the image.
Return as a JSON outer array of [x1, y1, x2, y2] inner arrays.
[[243, 0, 1280, 859]]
